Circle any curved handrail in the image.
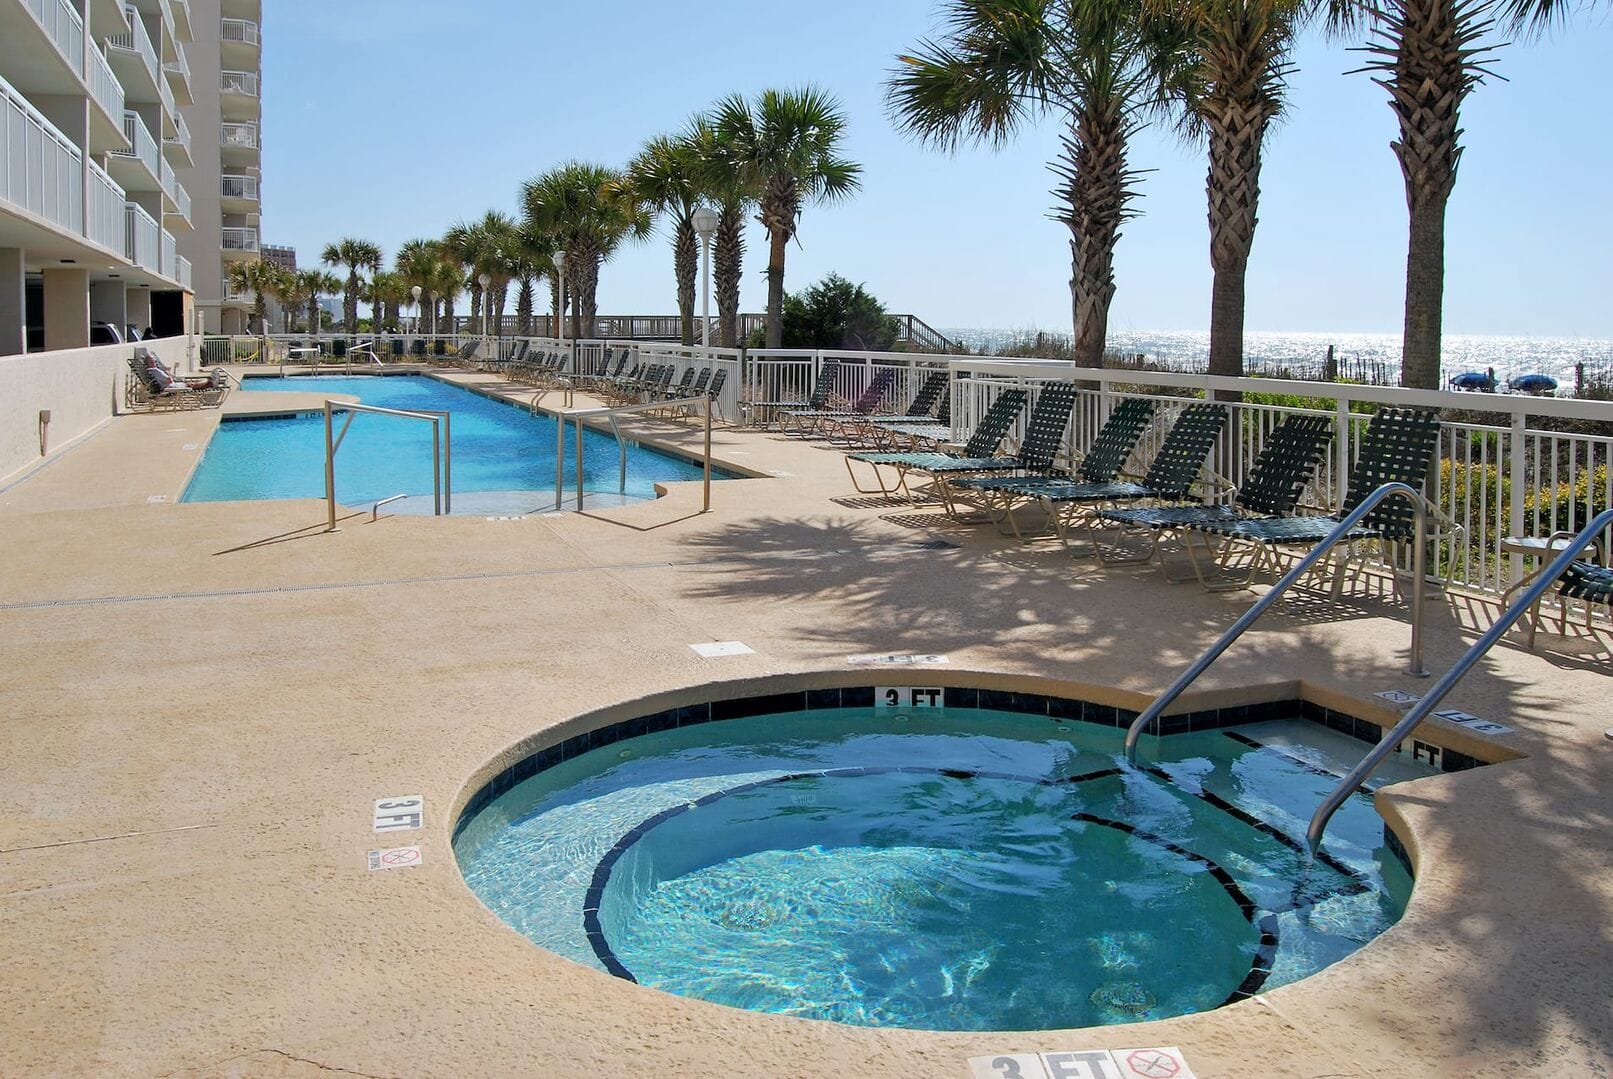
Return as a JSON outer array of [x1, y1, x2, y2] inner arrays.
[[1123, 481, 1431, 763], [1307, 507, 1613, 851]]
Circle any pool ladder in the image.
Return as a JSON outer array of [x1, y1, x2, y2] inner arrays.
[[1122, 485, 1613, 853]]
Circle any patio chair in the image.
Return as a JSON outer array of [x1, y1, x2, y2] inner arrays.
[[750, 360, 842, 429], [1163, 406, 1444, 592], [1525, 556, 1613, 647], [832, 369, 949, 445], [780, 368, 898, 438], [843, 387, 1034, 502], [967, 402, 1227, 548], [1093, 413, 1334, 580], [949, 397, 1159, 541], [875, 391, 953, 450], [125, 355, 224, 411]]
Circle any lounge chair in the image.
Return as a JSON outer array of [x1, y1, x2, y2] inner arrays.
[[843, 387, 1035, 502], [751, 360, 842, 429], [1161, 406, 1443, 591], [963, 401, 1228, 548], [873, 391, 954, 450], [831, 369, 949, 445], [780, 368, 898, 437], [949, 397, 1158, 541], [1525, 555, 1613, 647], [1093, 413, 1334, 580], [125, 355, 225, 411]]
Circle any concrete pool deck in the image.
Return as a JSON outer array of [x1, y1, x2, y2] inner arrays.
[[1, 366, 1610, 1077]]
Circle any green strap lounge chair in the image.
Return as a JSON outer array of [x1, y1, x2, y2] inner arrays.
[[753, 360, 842, 428], [873, 391, 954, 450], [832, 369, 950, 445], [1093, 413, 1335, 581], [844, 388, 1031, 501], [951, 397, 1158, 540], [780, 368, 898, 437], [1524, 557, 1613, 647], [1169, 406, 1444, 591]]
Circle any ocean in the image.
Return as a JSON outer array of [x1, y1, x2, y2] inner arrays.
[[939, 328, 1613, 390]]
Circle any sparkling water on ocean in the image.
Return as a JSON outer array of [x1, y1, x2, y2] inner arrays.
[[942, 328, 1613, 388]]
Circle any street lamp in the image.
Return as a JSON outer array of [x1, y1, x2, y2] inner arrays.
[[477, 272, 492, 339], [552, 250, 567, 346], [691, 205, 719, 348], [410, 284, 422, 336]]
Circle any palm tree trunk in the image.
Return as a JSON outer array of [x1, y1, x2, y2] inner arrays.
[[572, 249, 600, 341], [517, 274, 534, 336], [306, 296, 319, 336], [1377, 0, 1474, 389], [1204, 94, 1275, 380], [549, 275, 561, 338], [469, 285, 483, 335], [715, 203, 744, 348], [1055, 121, 1132, 369], [344, 273, 359, 337], [764, 227, 788, 350], [673, 216, 697, 346]]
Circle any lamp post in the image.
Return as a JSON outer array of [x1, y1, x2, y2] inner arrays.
[[691, 206, 718, 348], [552, 251, 567, 346], [477, 272, 492, 341], [410, 284, 422, 337]]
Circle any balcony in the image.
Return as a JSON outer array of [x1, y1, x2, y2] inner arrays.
[[219, 172, 260, 211], [125, 201, 160, 272], [222, 225, 260, 256], [219, 68, 260, 121], [105, 5, 161, 104], [11, 0, 86, 82], [160, 227, 177, 279], [220, 17, 260, 48], [163, 49, 193, 106], [163, 109, 191, 165], [0, 73, 84, 238], [85, 36, 126, 151], [169, 0, 192, 39], [176, 254, 192, 290], [220, 121, 259, 164], [164, 175, 191, 228], [107, 109, 161, 191], [86, 158, 125, 253]]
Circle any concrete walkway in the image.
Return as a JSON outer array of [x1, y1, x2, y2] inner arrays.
[[1, 368, 1609, 1076]]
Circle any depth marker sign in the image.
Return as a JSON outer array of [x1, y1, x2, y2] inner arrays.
[[875, 687, 946, 709], [367, 846, 422, 871], [373, 796, 423, 832], [968, 1046, 1195, 1079]]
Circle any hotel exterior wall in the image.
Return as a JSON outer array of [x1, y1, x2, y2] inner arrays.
[[0, 335, 190, 483]]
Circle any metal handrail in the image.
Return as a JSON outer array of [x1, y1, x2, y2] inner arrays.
[[1306, 506, 1613, 851], [1123, 482, 1433, 764], [551, 395, 715, 513], [323, 400, 451, 530]]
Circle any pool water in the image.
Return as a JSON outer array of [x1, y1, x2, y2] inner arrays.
[[454, 708, 1427, 1031], [182, 375, 730, 511]]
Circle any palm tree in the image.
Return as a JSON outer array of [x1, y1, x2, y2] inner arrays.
[[625, 132, 706, 345], [395, 238, 438, 332], [279, 271, 311, 333], [511, 223, 556, 337], [1327, 0, 1502, 387], [368, 271, 410, 335], [426, 258, 464, 336], [1146, 0, 1306, 379], [712, 87, 861, 350], [890, 1, 1150, 368], [688, 114, 754, 348], [521, 162, 649, 340], [320, 238, 382, 337], [225, 259, 283, 338]]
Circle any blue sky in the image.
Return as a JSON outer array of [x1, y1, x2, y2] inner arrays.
[[263, 1, 1612, 337]]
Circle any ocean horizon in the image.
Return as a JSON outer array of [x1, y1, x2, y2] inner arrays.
[[939, 328, 1613, 388]]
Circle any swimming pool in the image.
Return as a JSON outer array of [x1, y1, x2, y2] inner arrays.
[[454, 695, 1428, 1031], [182, 375, 733, 512]]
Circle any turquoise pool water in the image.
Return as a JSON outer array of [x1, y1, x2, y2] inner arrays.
[[182, 375, 729, 511], [454, 708, 1426, 1031]]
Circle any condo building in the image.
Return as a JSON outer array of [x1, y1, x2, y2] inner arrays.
[[1, 0, 264, 352], [172, 0, 260, 333]]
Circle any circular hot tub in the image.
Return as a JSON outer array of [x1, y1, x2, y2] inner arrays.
[[453, 684, 1419, 1031]]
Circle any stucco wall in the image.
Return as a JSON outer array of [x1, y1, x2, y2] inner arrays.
[[0, 337, 195, 485]]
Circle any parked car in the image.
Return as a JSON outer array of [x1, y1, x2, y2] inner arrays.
[[89, 322, 123, 345]]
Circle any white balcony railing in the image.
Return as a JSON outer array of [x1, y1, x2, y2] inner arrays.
[[222, 226, 260, 253], [160, 228, 177, 278], [87, 33, 125, 123], [220, 173, 259, 201], [220, 121, 258, 150], [87, 158, 126, 253], [164, 50, 191, 87], [168, 177, 190, 221], [22, 0, 85, 79], [112, 109, 160, 177], [177, 255, 192, 290], [125, 201, 160, 271], [165, 110, 191, 159], [108, 6, 160, 88], [170, 0, 193, 39], [220, 70, 259, 97], [0, 73, 84, 237], [220, 17, 260, 46]]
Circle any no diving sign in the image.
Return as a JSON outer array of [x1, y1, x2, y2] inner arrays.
[[968, 1046, 1194, 1079]]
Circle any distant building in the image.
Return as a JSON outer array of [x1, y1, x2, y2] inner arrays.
[[262, 245, 296, 273]]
